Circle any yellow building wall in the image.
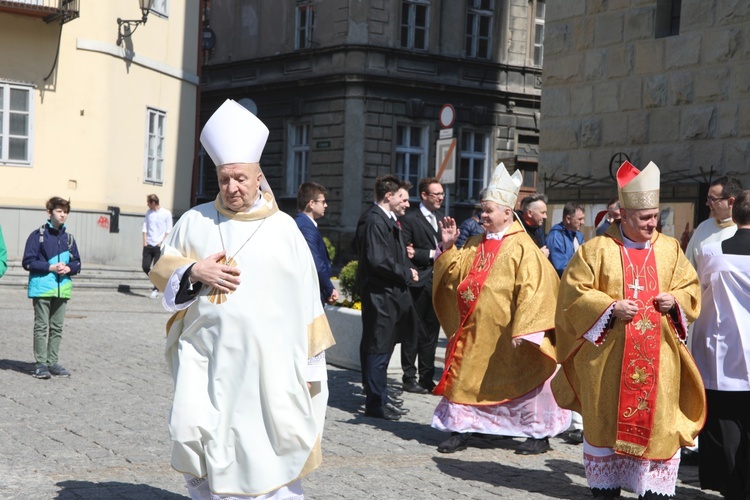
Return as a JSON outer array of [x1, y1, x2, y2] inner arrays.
[[0, 1, 200, 264]]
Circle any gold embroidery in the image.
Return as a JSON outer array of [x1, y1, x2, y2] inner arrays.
[[623, 391, 650, 418], [633, 316, 655, 333], [460, 288, 476, 303], [630, 366, 649, 385]]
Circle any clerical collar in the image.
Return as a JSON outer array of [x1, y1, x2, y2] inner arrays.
[[486, 226, 509, 240], [619, 226, 650, 249], [419, 203, 433, 218]]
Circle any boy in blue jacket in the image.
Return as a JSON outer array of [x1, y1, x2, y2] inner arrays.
[[22, 197, 82, 379]]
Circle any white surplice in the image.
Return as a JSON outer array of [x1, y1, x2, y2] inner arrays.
[[692, 241, 750, 391]]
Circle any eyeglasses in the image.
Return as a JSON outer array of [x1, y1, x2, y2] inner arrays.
[[312, 199, 327, 204], [427, 192, 445, 198], [706, 196, 729, 203]]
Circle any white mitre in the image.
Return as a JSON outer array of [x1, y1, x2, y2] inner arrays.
[[617, 161, 660, 209], [482, 162, 523, 209], [200, 99, 269, 166], [200, 99, 274, 197]]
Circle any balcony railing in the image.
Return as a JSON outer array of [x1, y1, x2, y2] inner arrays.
[[0, 0, 79, 24]]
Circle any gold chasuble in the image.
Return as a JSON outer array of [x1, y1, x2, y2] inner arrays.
[[433, 221, 560, 405], [150, 194, 335, 496], [552, 223, 705, 460]]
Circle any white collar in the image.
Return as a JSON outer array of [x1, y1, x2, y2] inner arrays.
[[419, 203, 433, 218], [243, 192, 264, 213], [485, 226, 510, 240], [377, 204, 396, 220], [620, 226, 650, 249], [303, 212, 317, 226]]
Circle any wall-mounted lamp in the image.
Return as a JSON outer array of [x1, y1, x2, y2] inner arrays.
[[117, 0, 155, 46]]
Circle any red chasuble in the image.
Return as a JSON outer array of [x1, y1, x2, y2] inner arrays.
[[434, 237, 504, 396], [614, 243, 662, 457]]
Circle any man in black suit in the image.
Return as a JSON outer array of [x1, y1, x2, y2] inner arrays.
[[400, 177, 444, 393], [294, 182, 338, 305], [358, 175, 419, 420]]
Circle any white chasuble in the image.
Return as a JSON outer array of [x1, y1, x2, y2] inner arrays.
[[155, 196, 334, 497]]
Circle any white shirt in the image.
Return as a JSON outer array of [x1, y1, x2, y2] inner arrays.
[[143, 207, 173, 246]]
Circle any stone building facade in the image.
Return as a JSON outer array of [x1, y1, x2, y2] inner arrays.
[[199, 0, 546, 260], [540, 0, 750, 238]]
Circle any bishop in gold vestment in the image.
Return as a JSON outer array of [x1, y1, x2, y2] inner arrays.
[[552, 161, 705, 499], [431, 164, 570, 455]]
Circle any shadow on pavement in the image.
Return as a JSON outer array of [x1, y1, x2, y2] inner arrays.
[[0, 358, 36, 375], [117, 284, 148, 297], [55, 480, 187, 499], [434, 456, 593, 498]]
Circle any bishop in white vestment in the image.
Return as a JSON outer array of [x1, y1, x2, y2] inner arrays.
[[151, 100, 334, 499]]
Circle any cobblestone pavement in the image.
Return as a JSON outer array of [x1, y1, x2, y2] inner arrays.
[[0, 288, 720, 499]]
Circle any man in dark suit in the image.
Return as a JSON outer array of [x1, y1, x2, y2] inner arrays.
[[295, 182, 338, 305], [358, 175, 419, 420], [400, 177, 444, 393]]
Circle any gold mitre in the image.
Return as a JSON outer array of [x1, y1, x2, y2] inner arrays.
[[200, 99, 270, 167], [482, 162, 523, 209], [617, 160, 660, 209]]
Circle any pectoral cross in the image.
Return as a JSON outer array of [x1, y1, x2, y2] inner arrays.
[[628, 278, 644, 299]]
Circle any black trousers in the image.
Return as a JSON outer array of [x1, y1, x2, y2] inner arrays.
[[363, 352, 393, 412], [142, 245, 161, 288], [401, 284, 440, 387], [699, 389, 750, 499]]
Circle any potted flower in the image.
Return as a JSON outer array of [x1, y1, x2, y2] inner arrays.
[[325, 260, 401, 373]]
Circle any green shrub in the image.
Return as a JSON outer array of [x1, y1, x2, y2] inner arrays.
[[323, 236, 335, 262], [338, 260, 359, 303]]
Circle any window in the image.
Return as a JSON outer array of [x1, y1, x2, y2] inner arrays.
[[287, 123, 310, 195], [655, 0, 681, 38], [295, 2, 314, 50], [531, 0, 545, 66], [0, 82, 33, 165], [465, 0, 493, 59], [458, 131, 487, 202], [145, 108, 166, 184], [395, 125, 427, 194], [400, 0, 430, 50], [150, 0, 168, 17]]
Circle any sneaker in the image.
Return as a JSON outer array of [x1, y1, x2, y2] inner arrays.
[[33, 363, 51, 379], [48, 363, 71, 377], [150, 289, 159, 299]]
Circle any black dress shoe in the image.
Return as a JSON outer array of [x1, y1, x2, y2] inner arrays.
[[388, 386, 403, 396], [591, 487, 621, 499], [563, 429, 583, 445], [515, 437, 551, 455], [419, 381, 436, 392], [680, 447, 699, 466], [384, 402, 409, 415], [403, 381, 429, 394], [389, 398, 404, 407], [437, 433, 469, 453], [364, 407, 401, 421]]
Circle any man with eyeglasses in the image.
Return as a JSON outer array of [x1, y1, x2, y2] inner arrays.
[[685, 176, 743, 270], [682, 176, 744, 465], [295, 182, 339, 305], [400, 177, 445, 394]]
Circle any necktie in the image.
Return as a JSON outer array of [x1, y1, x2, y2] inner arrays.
[[428, 213, 438, 232]]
